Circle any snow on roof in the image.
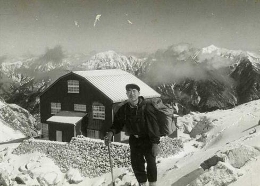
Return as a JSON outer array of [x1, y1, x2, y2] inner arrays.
[[47, 111, 87, 125], [73, 69, 160, 103]]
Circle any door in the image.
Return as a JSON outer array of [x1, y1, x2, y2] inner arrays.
[[56, 130, 62, 142]]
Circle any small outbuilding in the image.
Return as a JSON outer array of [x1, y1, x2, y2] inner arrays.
[[47, 111, 87, 142]]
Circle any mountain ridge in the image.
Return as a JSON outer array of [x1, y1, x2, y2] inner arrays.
[[1, 44, 260, 114]]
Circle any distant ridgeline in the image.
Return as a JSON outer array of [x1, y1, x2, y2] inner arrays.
[[2, 45, 260, 114]]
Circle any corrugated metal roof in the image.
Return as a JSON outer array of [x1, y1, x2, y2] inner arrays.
[[73, 69, 160, 103], [47, 111, 87, 125]]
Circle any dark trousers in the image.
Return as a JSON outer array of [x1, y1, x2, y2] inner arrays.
[[129, 135, 157, 183]]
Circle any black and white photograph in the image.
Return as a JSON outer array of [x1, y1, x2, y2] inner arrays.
[[1, 0, 260, 185]]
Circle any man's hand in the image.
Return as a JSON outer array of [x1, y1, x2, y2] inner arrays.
[[152, 143, 160, 157], [104, 132, 113, 146]]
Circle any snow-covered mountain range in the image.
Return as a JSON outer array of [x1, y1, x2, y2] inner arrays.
[[81, 50, 147, 75], [1, 44, 260, 113]]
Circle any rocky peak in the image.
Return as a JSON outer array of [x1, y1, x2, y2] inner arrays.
[[231, 58, 260, 104]]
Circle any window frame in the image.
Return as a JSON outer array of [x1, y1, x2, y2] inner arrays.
[[74, 104, 86, 112], [51, 102, 61, 114], [92, 105, 105, 120], [67, 80, 79, 93]]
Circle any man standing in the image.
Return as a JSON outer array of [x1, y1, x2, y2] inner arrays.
[[104, 83, 160, 186]]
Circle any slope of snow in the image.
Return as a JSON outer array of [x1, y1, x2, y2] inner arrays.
[[200, 45, 260, 69], [201, 44, 219, 54], [0, 119, 25, 142], [201, 45, 244, 57]]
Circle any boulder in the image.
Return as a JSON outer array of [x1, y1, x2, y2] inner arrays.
[[121, 172, 137, 186], [15, 175, 27, 184], [14, 174, 40, 186], [18, 165, 28, 173], [188, 162, 242, 186], [65, 168, 83, 184], [200, 154, 226, 170], [223, 145, 260, 168], [37, 172, 61, 186], [114, 178, 124, 186]]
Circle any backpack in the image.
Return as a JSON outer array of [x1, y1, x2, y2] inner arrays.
[[144, 98, 177, 137]]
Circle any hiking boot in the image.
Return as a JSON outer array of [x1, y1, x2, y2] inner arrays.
[[139, 182, 147, 186], [149, 182, 157, 186]]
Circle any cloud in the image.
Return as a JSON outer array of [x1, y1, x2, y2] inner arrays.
[[197, 52, 235, 70], [144, 44, 235, 87], [146, 58, 208, 84], [38, 45, 65, 64]]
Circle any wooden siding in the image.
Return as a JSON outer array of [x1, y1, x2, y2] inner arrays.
[[40, 73, 114, 141], [48, 122, 75, 142]]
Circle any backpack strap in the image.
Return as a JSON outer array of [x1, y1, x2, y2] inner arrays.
[[141, 102, 146, 123]]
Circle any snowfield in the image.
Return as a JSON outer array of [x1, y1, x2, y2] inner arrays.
[[0, 99, 260, 186]]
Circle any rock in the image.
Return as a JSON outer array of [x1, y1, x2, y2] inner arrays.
[[188, 162, 240, 186], [249, 128, 256, 135], [26, 161, 40, 170], [121, 172, 137, 186], [37, 172, 61, 186], [223, 145, 260, 168], [15, 175, 28, 184], [18, 165, 28, 173], [114, 178, 124, 186], [65, 168, 83, 184], [183, 122, 194, 134], [253, 146, 260, 152], [0, 153, 4, 163], [0, 148, 9, 163], [200, 154, 226, 170], [0, 170, 11, 186], [190, 116, 213, 138], [14, 174, 40, 185]]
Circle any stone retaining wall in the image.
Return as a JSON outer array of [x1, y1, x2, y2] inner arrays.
[[13, 136, 183, 178]]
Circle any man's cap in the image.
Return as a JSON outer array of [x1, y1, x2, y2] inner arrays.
[[126, 83, 140, 91]]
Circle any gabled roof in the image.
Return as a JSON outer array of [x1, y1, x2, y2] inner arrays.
[[73, 69, 160, 103], [47, 111, 87, 125]]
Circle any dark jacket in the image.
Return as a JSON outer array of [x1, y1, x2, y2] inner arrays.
[[110, 97, 160, 144]]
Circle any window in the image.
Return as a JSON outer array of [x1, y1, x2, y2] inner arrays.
[[87, 129, 100, 139], [92, 102, 105, 120], [68, 80, 79, 93], [51, 102, 61, 114], [74, 104, 86, 112]]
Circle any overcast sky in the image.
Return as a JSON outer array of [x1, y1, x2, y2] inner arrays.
[[1, 0, 260, 56]]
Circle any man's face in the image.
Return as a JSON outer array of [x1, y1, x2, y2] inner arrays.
[[126, 88, 140, 103]]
